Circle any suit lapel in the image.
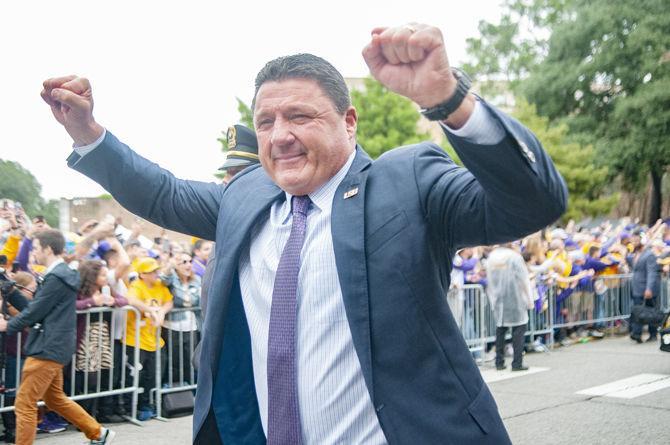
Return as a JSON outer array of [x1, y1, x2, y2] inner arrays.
[[331, 147, 375, 398], [204, 172, 283, 375]]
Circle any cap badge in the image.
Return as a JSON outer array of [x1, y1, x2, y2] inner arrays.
[[226, 126, 237, 149]]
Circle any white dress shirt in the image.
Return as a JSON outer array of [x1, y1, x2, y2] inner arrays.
[[239, 150, 388, 444]]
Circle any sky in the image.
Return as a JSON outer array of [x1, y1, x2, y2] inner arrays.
[[1, 0, 503, 200]]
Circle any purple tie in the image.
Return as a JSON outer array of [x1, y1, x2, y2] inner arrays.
[[267, 195, 311, 445]]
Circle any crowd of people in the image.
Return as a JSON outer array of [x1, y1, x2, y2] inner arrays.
[[0, 125, 259, 444], [2, 201, 669, 437], [0, 199, 212, 439], [450, 217, 670, 368]]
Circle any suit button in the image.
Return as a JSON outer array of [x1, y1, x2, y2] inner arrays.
[[375, 403, 385, 412]]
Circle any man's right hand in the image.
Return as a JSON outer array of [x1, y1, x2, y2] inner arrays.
[[41, 75, 104, 146]]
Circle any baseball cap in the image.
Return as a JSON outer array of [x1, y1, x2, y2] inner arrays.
[[136, 257, 160, 274]]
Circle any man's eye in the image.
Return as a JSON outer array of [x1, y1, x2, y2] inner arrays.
[[290, 114, 309, 122], [257, 119, 273, 129]]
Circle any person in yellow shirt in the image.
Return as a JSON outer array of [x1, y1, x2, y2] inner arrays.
[[124, 257, 173, 421]]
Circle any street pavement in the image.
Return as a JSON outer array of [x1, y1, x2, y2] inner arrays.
[[488, 334, 670, 445], [34, 334, 670, 444]]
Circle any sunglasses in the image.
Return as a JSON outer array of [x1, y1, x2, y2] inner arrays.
[[178, 259, 193, 265]]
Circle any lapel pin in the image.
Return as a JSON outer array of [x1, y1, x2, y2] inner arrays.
[[343, 187, 359, 199]]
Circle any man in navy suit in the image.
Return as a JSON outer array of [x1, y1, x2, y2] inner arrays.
[[42, 23, 567, 444]]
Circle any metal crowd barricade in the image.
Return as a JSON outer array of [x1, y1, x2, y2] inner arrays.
[[448, 275, 670, 356], [448, 285, 487, 353], [151, 307, 201, 420], [0, 306, 143, 426], [551, 274, 633, 333], [526, 285, 555, 346]]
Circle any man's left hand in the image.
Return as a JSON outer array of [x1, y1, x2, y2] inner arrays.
[[362, 23, 456, 109], [0, 317, 8, 332]]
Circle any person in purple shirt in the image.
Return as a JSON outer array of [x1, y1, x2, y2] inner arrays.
[[583, 245, 620, 335], [190, 240, 212, 278]]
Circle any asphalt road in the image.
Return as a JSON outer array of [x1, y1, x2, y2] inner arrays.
[[34, 334, 670, 444], [489, 335, 670, 445]]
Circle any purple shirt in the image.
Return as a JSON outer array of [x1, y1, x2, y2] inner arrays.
[[192, 258, 207, 278]]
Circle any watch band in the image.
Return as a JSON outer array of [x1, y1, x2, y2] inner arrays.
[[420, 68, 472, 121]]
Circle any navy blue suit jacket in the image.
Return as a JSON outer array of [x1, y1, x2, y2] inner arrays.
[[68, 101, 567, 444]]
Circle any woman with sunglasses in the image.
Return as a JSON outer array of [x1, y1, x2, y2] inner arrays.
[[160, 252, 201, 386]]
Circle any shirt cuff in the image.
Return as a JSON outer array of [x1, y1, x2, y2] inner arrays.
[[440, 100, 505, 145], [72, 129, 107, 157]]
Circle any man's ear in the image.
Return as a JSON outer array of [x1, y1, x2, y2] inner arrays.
[[344, 106, 358, 140]]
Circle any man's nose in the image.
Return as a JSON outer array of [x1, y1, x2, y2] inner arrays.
[[270, 119, 296, 147]]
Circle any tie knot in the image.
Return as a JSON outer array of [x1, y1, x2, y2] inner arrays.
[[291, 195, 311, 217]]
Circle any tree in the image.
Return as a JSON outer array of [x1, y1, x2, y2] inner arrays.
[[522, 0, 670, 222], [513, 99, 618, 221], [0, 159, 45, 217], [350, 77, 430, 159], [463, 0, 574, 97], [603, 78, 670, 222], [0, 159, 60, 226]]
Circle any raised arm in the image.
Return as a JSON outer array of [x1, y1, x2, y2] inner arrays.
[[363, 24, 567, 249], [41, 76, 222, 240]]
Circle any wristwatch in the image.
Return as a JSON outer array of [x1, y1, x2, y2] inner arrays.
[[420, 68, 472, 121]]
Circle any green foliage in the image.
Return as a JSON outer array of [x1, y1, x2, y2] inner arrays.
[[465, 0, 670, 222], [463, 0, 574, 97], [603, 78, 670, 188], [0, 159, 59, 225], [521, 0, 670, 222], [512, 99, 618, 221], [0, 159, 44, 216], [236, 98, 254, 128], [523, 0, 669, 122], [351, 77, 431, 159], [42, 199, 60, 227]]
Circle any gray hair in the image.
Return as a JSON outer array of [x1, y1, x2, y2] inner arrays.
[[252, 53, 351, 115]]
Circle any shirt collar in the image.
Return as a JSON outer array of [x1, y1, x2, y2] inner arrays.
[[44, 257, 65, 276], [279, 149, 357, 223]]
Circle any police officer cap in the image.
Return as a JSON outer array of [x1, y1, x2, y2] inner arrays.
[[220, 124, 260, 170]]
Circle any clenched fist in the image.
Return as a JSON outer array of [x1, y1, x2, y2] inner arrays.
[[362, 23, 474, 127], [41, 75, 104, 146]]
